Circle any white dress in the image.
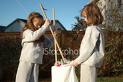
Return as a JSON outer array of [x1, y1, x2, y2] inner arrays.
[[16, 25, 50, 82], [74, 25, 105, 82]]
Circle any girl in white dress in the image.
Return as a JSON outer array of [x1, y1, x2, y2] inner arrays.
[[69, 2, 105, 82], [16, 12, 51, 82]]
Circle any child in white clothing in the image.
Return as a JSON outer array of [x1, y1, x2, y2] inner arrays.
[[16, 12, 51, 82], [69, 2, 105, 82]]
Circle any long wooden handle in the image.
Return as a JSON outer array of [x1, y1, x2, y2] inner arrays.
[[39, 2, 65, 63], [49, 27, 65, 62], [53, 8, 57, 63], [39, 3, 47, 19]]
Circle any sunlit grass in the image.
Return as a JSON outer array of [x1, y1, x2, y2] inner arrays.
[[97, 77, 123, 82]]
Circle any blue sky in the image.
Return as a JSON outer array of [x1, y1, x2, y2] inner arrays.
[[0, 0, 89, 30]]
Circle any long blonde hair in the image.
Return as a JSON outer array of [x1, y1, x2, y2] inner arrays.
[[22, 12, 45, 42], [23, 12, 44, 32]]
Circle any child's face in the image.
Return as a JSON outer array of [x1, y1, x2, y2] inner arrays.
[[33, 17, 43, 27], [82, 11, 87, 23]]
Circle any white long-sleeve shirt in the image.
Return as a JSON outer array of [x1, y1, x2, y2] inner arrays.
[[75, 25, 105, 67], [20, 25, 50, 64]]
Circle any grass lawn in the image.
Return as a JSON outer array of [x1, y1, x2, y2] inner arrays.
[[97, 77, 123, 82]]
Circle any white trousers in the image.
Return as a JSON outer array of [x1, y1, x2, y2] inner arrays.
[[80, 65, 96, 82], [15, 61, 39, 82]]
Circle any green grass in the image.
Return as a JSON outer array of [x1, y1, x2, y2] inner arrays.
[[97, 77, 123, 82]]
